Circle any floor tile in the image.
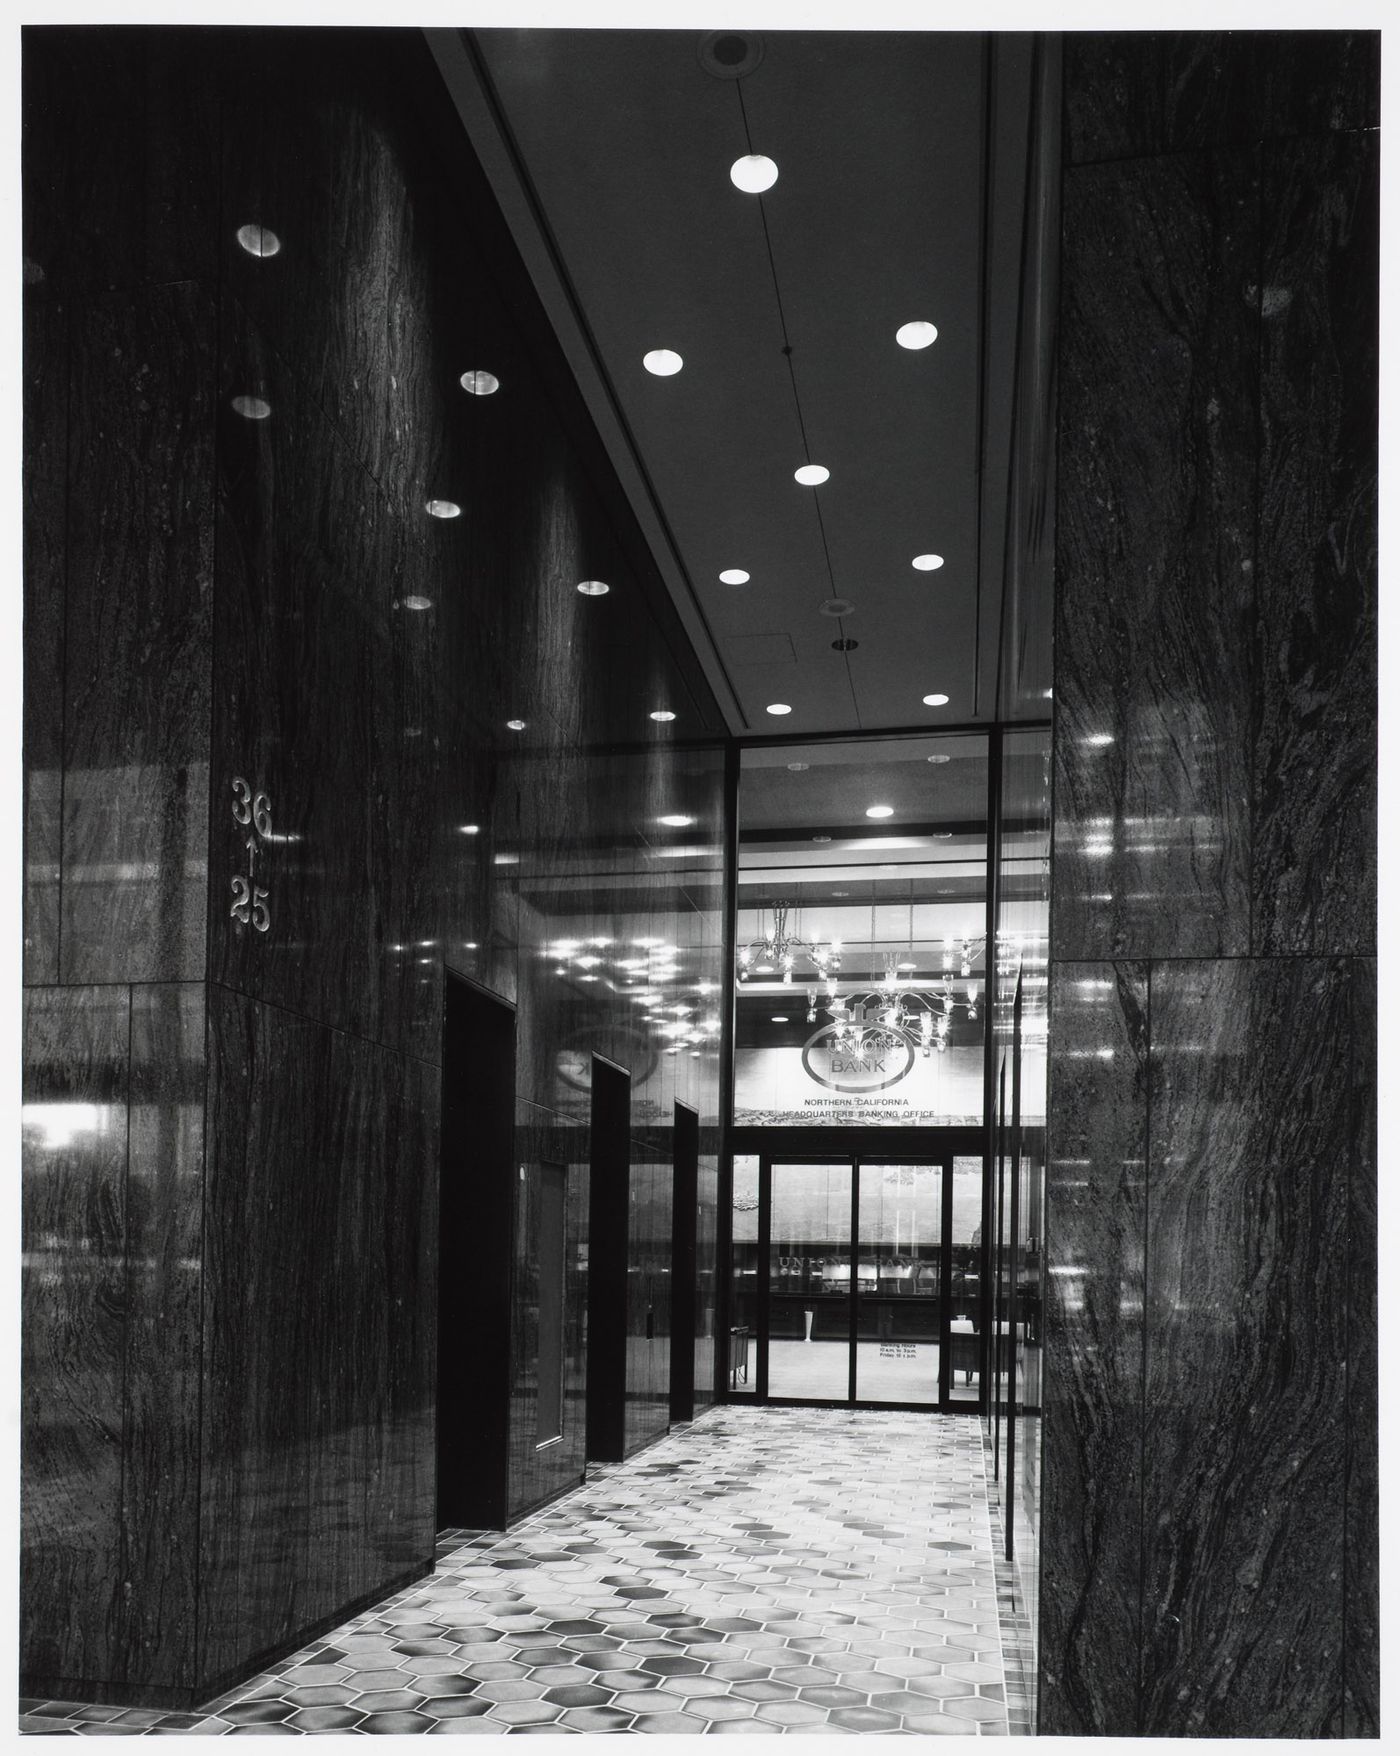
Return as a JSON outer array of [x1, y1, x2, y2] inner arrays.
[[18, 1408, 1014, 1736]]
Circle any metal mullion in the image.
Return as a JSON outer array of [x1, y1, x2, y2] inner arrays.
[[939, 1151, 955, 1410], [848, 1156, 859, 1404], [757, 1158, 771, 1401]]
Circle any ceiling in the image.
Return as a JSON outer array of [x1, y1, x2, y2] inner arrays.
[[430, 27, 1036, 739]]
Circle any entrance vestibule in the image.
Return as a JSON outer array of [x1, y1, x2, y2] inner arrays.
[[727, 1132, 986, 1412]]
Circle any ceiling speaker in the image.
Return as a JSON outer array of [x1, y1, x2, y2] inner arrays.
[[697, 31, 765, 80]]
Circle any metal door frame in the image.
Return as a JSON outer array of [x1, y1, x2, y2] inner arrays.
[[747, 1148, 966, 1413]]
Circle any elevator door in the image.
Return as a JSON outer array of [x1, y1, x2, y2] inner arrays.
[[745, 1153, 963, 1411]]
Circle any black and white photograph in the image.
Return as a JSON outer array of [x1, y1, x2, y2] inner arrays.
[[12, 3, 1382, 1742]]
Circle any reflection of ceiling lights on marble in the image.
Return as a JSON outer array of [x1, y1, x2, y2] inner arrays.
[[425, 499, 460, 518], [459, 824, 479, 834], [927, 754, 951, 764], [643, 349, 683, 375], [505, 719, 526, 731], [459, 370, 500, 395], [236, 223, 281, 257], [650, 710, 676, 723], [402, 595, 432, 612], [786, 761, 809, 772], [232, 395, 271, 420], [658, 814, 694, 827], [577, 579, 610, 596]]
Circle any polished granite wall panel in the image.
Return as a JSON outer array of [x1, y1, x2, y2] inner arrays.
[[505, 1103, 590, 1521], [1053, 146, 1258, 963], [60, 282, 215, 986], [21, 28, 221, 299], [22, 290, 65, 986], [212, 295, 442, 1065], [23, 22, 727, 1709], [118, 983, 205, 1692], [1039, 963, 1145, 1737], [21, 984, 133, 1692], [1252, 130, 1378, 957], [1046, 27, 1377, 1742], [199, 984, 439, 1686], [1345, 957, 1377, 1737], [1064, 31, 1379, 167], [1140, 959, 1348, 1735]]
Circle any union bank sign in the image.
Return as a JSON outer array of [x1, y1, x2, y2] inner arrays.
[[800, 1023, 916, 1094]]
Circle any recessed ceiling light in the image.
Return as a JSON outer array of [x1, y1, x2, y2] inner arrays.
[[866, 805, 894, 819], [927, 754, 951, 765], [794, 463, 829, 486], [506, 719, 526, 731], [731, 154, 779, 193], [819, 597, 855, 618], [425, 499, 460, 519], [402, 595, 433, 612], [766, 703, 792, 716], [650, 710, 677, 723], [459, 824, 480, 834], [659, 814, 694, 827], [896, 321, 939, 349], [923, 693, 950, 707], [913, 553, 944, 571], [719, 568, 750, 584], [770, 1015, 789, 1024], [236, 223, 281, 258], [231, 395, 271, 420], [786, 761, 809, 772], [460, 370, 499, 395], [577, 579, 610, 596], [643, 349, 683, 376]]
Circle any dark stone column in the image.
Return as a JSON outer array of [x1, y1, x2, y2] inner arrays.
[[1043, 29, 1377, 1738]]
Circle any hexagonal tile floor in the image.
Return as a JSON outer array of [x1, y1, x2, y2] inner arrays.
[[19, 1407, 1011, 1734]]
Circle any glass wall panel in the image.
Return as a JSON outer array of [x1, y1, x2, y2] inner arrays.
[[949, 1153, 984, 1403], [854, 1163, 941, 1404], [729, 1154, 759, 1394], [768, 1162, 853, 1401], [734, 735, 988, 1127]]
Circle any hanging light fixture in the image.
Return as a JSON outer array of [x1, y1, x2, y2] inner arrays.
[[736, 901, 841, 987]]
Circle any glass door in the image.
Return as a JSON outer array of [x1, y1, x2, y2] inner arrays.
[[731, 1149, 979, 1411], [855, 1162, 943, 1405], [767, 1161, 854, 1402]]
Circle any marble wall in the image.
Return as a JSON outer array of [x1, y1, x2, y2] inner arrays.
[[21, 25, 726, 1708], [1042, 30, 1378, 1737]]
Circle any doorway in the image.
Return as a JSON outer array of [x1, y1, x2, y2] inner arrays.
[[438, 973, 516, 1529], [728, 1149, 984, 1412]]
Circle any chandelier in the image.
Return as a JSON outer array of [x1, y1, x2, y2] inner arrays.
[[810, 948, 983, 1057], [738, 900, 986, 1058], [736, 901, 841, 985]]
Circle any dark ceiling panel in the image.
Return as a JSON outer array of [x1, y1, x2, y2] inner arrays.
[[473, 27, 1006, 739]]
